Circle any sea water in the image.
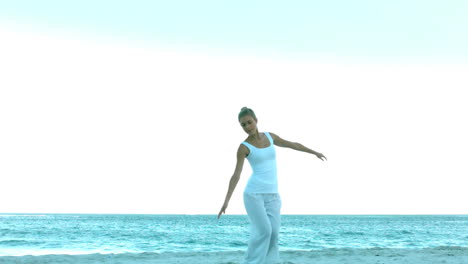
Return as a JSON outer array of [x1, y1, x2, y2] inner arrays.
[[0, 214, 467, 256]]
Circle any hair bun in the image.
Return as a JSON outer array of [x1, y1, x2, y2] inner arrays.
[[238, 107, 256, 121]]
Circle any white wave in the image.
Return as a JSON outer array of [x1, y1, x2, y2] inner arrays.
[[0, 248, 466, 264]]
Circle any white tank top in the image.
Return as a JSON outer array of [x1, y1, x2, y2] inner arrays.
[[241, 132, 279, 193]]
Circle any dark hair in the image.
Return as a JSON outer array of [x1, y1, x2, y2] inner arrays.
[[238, 107, 257, 121]]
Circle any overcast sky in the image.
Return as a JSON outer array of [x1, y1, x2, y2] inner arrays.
[[1, 1, 467, 214]]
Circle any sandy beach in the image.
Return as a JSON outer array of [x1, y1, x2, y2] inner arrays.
[[1, 247, 466, 264]]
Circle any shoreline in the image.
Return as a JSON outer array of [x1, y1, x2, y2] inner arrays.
[[1, 247, 466, 264]]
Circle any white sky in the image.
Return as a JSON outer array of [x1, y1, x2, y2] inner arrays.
[[1, 26, 467, 215]]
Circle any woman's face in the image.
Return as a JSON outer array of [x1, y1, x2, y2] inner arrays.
[[239, 115, 257, 135]]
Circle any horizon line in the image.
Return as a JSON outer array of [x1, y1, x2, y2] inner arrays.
[[1, 213, 467, 216]]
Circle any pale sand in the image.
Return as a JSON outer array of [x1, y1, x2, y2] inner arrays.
[[0, 247, 466, 264]]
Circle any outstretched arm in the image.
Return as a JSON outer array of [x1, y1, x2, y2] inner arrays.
[[270, 132, 327, 161], [217, 144, 248, 219]]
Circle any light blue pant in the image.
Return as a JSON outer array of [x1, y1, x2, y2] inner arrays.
[[243, 192, 282, 264]]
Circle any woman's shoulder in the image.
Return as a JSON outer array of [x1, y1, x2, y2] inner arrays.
[[266, 131, 278, 139], [238, 142, 250, 157]]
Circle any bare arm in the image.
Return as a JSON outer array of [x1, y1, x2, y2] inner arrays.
[[217, 144, 248, 219], [270, 132, 327, 161]]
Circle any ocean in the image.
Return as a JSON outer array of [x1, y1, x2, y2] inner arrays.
[[0, 214, 467, 263]]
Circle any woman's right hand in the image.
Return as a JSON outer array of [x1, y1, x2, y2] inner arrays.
[[217, 202, 228, 219]]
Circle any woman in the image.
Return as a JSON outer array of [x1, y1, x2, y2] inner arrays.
[[217, 107, 327, 264]]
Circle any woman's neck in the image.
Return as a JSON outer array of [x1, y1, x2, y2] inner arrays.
[[248, 130, 261, 141]]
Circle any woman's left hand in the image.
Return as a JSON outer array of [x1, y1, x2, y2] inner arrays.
[[316, 153, 327, 161]]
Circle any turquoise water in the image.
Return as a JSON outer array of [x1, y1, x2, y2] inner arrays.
[[0, 214, 467, 256]]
